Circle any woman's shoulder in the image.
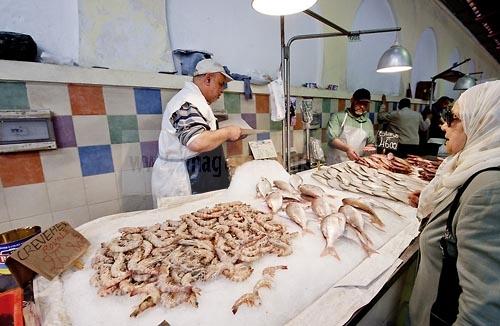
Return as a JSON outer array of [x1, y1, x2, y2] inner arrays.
[[458, 169, 500, 220]]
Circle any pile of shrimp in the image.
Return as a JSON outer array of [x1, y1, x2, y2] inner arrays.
[[89, 201, 297, 317]]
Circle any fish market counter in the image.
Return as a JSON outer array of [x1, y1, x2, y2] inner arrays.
[[34, 160, 421, 326]]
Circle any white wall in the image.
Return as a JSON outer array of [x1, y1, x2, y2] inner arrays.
[[411, 28, 438, 98], [347, 0, 400, 95], [0, 0, 79, 62], [443, 48, 461, 99], [166, 0, 322, 86], [78, 0, 174, 72]]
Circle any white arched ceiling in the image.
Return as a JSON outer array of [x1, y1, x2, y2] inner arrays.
[[411, 28, 438, 98], [347, 0, 400, 95], [468, 59, 476, 73], [167, 0, 322, 86], [443, 48, 460, 99]]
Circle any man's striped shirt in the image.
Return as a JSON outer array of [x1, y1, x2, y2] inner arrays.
[[169, 102, 210, 146]]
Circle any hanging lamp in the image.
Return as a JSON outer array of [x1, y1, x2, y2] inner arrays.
[[376, 42, 412, 73], [252, 0, 318, 16], [453, 75, 476, 90]]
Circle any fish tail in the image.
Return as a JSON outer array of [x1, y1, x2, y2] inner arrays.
[[320, 246, 341, 260]]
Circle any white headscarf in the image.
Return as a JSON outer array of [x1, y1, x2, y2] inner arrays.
[[418, 80, 500, 218]]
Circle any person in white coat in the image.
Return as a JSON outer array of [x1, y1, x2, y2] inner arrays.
[[151, 59, 241, 205], [326, 88, 376, 164]]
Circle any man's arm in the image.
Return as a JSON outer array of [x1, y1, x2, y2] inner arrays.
[[331, 138, 360, 160], [187, 127, 241, 152], [419, 114, 430, 131], [327, 113, 361, 160]]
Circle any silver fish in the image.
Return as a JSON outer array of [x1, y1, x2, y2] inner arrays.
[[342, 198, 385, 228], [339, 204, 364, 232], [285, 202, 312, 234], [274, 180, 297, 194], [266, 191, 283, 213], [298, 184, 325, 198], [256, 177, 272, 198], [320, 213, 345, 259], [311, 197, 333, 219], [289, 174, 303, 191]]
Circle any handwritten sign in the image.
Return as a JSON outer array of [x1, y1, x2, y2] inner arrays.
[[248, 139, 278, 160], [377, 131, 400, 151], [6, 222, 90, 285]]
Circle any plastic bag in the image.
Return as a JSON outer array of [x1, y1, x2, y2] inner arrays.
[[310, 137, 325, 162], [268, 72, 285, 121]]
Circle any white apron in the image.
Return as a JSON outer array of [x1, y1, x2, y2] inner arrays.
[[151, 82, 218, 205], [327, 112, 368, 165]]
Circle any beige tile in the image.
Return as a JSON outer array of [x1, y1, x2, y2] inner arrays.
[[120, 195, 154, 212], [240, 94, 256, 113], [116, 169, 151, 197], [138, 115, 162, 142], [73, 116, 110, 146], [160, 89, 178, 112], [270, 132, 283, 156], [89, 200, 120, 220], [103, 86, 136, 115], [0, 187, 8, 223], [0, 221, 12, 233], [53, 206, 90, 228], [293, 131, 306, 154], [83, 173, 118, 204], [26, 82, 71, 115], [211, 94, 225, 114], [111, 143, 142, 171], [5, 183, 50, 219], [312, 97, 323, 114], [10, 213, 53, 230], [40, 148, 82, 182], [47, 178, 86, 211], [256, 113, 270, 131]]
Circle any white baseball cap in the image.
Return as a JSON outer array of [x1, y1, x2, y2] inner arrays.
[[193, 59, 233, 81]]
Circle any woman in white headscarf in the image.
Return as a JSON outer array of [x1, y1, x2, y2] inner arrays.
[[409, 80, 500, 325]]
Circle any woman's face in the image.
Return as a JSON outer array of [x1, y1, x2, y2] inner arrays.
[[441, 103, 467, 155]]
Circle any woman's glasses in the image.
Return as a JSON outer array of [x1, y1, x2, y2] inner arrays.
[[443, 108, 460, 127]]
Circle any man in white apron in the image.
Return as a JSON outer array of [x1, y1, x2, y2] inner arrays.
[[151, 59, 242, 205], [326, 88, 376, 165]]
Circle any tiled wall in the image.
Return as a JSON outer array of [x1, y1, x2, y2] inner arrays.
[[0, 80, 427, 233]]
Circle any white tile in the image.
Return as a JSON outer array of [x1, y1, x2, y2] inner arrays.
[[47, 178, 87, 211], [26, 82, 71, 115], [119, 195, 154, 212], [89, 200, 120, 220], [83, 173, 118, 204], [103, 86, 136, 115], [116, 169, 151, 197], [0, 221, 13, 233], [0, 187, 8, 223], [10, 213, 54, 230], [40, 148, 82, 182], [137, 115, 162, 142], [5, 184, 51, 219], [53, 206, 90, 228], [111, 143, 142, 171], [73, 116, 110, 146]]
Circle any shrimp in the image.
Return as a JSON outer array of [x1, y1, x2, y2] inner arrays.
[[262, 265, 288, 278], [253, 278, 273, 295], [231, 292, 261, 314]]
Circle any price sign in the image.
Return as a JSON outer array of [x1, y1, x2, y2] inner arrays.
[[377, 131, 400, 151]]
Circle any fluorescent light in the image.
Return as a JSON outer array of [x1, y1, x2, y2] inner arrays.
[[252, 0, 318, 16], [376, 43, 413, 73]]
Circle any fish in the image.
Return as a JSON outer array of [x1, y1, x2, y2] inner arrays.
[[311, 197, 333, 219], [285, 203, 313, 234], [320, 213, 345, 259], [364, 197, 405, 218], [387, 190, 411, 204], [274, 180, 297, 194], [343, 224, 377, 257], [298, 184, 325, 198], [265, 191, 283, 213], [256, 178, 272, 198], [342, 198, 385, 228], [339, 204, 365, 233], [289, 174, 303, 191]]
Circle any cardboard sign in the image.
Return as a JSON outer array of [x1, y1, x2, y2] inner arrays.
[[248, 139, 278, 160], [6, 222, 90, 286], [377, 131, 400, 151]]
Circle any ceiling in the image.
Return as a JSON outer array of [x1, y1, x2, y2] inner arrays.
[[438, 0, 500, 64]]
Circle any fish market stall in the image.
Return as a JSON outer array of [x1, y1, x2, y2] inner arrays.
[[33, 160, 421, 326]]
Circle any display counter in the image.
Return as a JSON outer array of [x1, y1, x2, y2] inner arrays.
[[33, 160, 421, 325]]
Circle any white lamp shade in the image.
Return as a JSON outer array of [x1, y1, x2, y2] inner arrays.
[[376, 44, 412, 73], [252, 0, 318, 16], [453, 75, 476, 90]]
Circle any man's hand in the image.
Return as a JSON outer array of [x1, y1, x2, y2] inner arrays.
[[346, 148, 360, 161], [222, 126, 242, 141]]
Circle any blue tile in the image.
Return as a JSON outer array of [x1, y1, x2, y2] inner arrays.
[[257, 132, 270, 140], [78, 145, 114, 176], [134, 88, 162, 114]]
